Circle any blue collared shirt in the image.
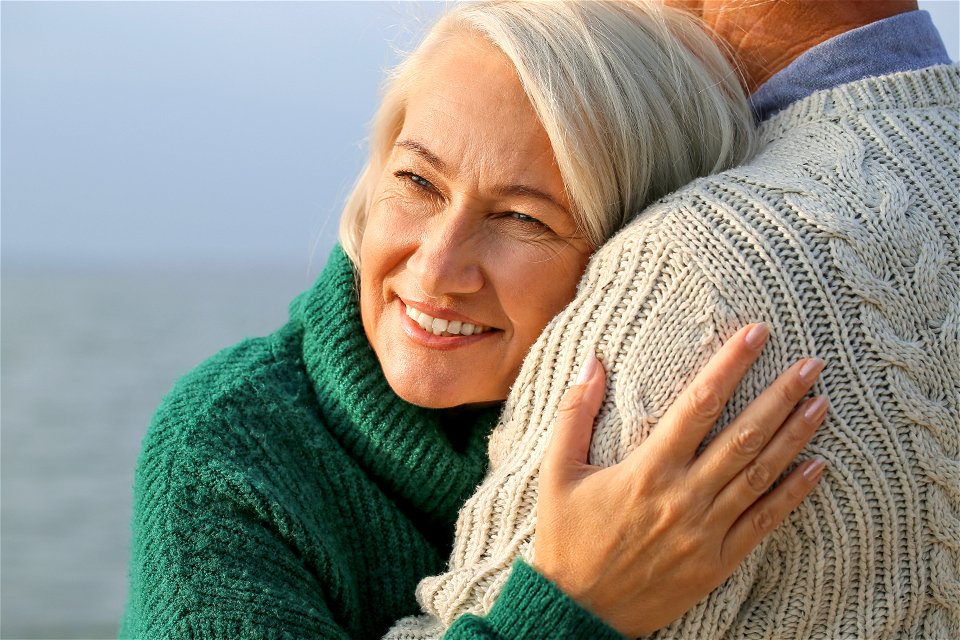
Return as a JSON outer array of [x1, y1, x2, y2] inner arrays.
[[750, 10, 952, 121]]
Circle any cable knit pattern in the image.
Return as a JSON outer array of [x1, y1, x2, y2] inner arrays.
[[121, 246, 625, 639], [387, 65, 960, 639]]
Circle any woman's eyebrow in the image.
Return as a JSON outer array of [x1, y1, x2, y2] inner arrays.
[[394, 139, 448, 173], [394, 138, 570, 217], [497, 184, 571, 217]]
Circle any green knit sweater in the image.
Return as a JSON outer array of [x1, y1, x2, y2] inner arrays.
[[120, 246, 623, 639]]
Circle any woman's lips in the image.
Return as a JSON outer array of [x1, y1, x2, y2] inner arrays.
[[397, 300, 497, 350], [404, 303, 491, 336]]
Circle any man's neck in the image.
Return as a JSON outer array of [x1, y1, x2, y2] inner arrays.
[[667, 0, 919, 92]]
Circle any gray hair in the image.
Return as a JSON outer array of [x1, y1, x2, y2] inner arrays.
[[339, 0, 754, 263]]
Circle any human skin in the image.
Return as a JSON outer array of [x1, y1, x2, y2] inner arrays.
[[359, 34, 592, 409], [665, 0, 918, 91]]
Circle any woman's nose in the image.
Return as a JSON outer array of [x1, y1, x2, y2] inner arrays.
[[406, 209, 484, 298]]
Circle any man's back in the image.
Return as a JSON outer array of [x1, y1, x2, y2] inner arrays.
[[406, 64, 959, 639]]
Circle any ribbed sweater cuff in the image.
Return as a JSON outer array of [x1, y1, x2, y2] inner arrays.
[[485, 559, 627, 640]]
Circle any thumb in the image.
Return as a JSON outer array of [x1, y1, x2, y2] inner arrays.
[[543, 350, 606, 475]]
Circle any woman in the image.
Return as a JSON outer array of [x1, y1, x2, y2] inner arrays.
[[121, 2, 827, 638]]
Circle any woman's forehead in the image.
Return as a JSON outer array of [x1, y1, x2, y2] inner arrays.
[[396, 36, 562, 190], [409, 34, 526, 117]]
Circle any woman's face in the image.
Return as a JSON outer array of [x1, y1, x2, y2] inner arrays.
[[360, 35, 593, 408]]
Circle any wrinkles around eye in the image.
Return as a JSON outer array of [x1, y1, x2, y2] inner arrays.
[[386, 169, 587, 251]]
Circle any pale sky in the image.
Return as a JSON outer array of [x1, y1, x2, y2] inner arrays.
[[3, 1, 958, 270]]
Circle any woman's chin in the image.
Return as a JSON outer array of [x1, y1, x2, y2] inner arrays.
[[384, 373, 504, 410]]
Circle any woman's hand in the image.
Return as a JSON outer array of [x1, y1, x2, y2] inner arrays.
[[533, 323, 828, 637]]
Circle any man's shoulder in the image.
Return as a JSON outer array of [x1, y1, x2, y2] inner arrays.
[[595, 66, 959, 316], [755, 62, 959, 155], [645, 64, 959, 234]]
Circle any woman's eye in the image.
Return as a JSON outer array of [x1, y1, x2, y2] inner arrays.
[[410, 174, 433, 189], [395, 171, 435, 191], [508, 212, 544, 225]]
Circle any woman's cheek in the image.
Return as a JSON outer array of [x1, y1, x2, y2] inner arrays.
[[363, 195, 418, 263], [373, 191, 434, 242]]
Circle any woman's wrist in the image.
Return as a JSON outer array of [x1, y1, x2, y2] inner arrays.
[[483, 559, 627, 640]]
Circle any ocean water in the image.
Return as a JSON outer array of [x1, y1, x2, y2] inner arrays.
[[1, 267, 314, 639]]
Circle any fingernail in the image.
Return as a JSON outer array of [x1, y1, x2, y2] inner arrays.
[[744, 323, 769, 350], [803, 456, 827, 482], [798, 358, 825, 384], [576, 349, 598, 385], [804, 395, 829, 422]]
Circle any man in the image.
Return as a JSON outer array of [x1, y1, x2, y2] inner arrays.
[[390, 1, 958, 638]]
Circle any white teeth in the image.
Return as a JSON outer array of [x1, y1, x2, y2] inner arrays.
[[404, 304, 489, 336], [416, 312, 432, 332]]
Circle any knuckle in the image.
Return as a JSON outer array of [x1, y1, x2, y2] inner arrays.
[[785, 487, 804, 506], [653, 496, 687, 529], [644, 480, 700, 524], [629, 465, 652, 492], [744, 460, 772, 493], [785, 419, 809, 445], [539, 457, 559, 481], [672, 532, 702, 558], [627, 466, 654, 500], [557, 386, 586, 416], [775, 380, 798, 406], [691, 383, 722, 418], [734, 423, 765, 456], [783, 480, 807, 505], [752, 508, 774, 536]]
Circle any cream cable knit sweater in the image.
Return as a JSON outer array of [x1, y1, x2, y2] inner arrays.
[[388, 64, 960, 639]]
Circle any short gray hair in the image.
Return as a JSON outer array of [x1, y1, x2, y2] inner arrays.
[[339, 0, 754, 263]]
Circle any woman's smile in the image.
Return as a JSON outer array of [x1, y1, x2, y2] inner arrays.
[[398, 299, 498, 350], [401, 299, 494, 337]]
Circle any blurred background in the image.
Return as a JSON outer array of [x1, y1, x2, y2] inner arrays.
[[2, 1, 957, 638]]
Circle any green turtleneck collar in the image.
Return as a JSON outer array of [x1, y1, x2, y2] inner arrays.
[[291, 245, 500, 527]]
